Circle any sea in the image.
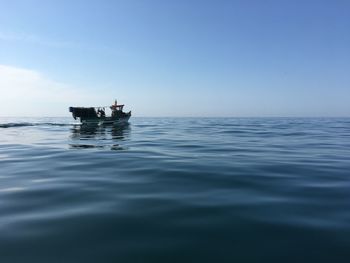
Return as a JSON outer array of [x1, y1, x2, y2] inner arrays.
[[0, 117, 349, 262]]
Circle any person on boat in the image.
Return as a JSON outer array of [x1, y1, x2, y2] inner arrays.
[[97, 108, 105, 118]]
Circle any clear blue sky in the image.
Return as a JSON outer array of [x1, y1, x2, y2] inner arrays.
[[0, 0, 349, 116]]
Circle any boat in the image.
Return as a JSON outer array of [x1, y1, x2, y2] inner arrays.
[[69, 100, 131, 125]]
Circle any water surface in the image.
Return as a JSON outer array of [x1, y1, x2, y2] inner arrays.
[[1, 117, 350, 262]]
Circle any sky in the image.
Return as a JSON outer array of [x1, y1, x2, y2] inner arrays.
[[0, 0, 349, 117]]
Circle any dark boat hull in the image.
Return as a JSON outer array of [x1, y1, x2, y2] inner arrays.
[[81, 114, 131, 125]]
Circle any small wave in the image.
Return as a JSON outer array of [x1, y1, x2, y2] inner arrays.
[[39, 122, 72, 127], [0, 122, 34, 128], [69, 143, 126, 150], [0, 122, 72, 128]]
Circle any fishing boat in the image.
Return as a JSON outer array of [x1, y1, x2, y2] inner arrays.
[[69, 100, 131, 125]]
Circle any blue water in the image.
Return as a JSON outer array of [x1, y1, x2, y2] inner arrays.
[[1, 117, 350, 262]]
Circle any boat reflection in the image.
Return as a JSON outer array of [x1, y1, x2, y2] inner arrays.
[[69, 123, 130, 150]]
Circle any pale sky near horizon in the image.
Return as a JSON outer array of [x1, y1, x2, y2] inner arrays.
[[0, 0, 349, 117]]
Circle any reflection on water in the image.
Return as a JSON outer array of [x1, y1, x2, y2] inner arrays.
[[69, 123, 130, 150]]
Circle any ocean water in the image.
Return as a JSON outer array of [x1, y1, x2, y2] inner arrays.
[[0, 117, 350, 262]]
